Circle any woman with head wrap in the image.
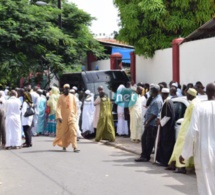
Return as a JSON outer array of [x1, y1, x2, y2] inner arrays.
[[36, 89, 47, 135], [21, 92, 34, 147], [45, 86, 60, 136]]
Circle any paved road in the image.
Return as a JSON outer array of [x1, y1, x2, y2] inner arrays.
[[0, 137, 197, 195]]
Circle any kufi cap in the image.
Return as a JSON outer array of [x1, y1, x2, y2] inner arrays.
[[63, 84, 70, 88], [172, 83, 178, 88], [85, 90, 90, 95], [131, 86, 137, 91], [72, 86, 78, 91], [161, 88, 170, 93], [187, 88, 197, 97], [151, 84, 160, 91], [38, 89, 43, 93], [70, 89, 75, 93], [150, 83, 155, 88]]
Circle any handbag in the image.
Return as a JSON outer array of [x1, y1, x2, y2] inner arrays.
[[45, 105, 51, 114], [24, 105, 35, 117]]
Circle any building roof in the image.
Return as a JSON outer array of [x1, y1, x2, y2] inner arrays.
[[96, 38, 134, 49], [181, 18, 215, 44]]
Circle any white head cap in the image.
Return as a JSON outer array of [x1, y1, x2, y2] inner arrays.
[[38, 89, 43, 93], [85, 90, 91, 95], [72, 86, 78, 91], [70, 89, 75, 93], [161, 88, 170, 93], [172, 83, 178, 88], [150, 83, 155, 88]]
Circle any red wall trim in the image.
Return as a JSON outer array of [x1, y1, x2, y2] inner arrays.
[[172, 38, 184, 83], [110, 53, 122, 70], [130, 51, 136, 83], [87, 51, 97, 71]]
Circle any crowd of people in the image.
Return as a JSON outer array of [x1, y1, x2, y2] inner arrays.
[[0, 83, 116, 151], [0, 80, 214, 194], [127, 80, 214, 195]]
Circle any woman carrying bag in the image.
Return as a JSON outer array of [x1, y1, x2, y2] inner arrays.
[[21, 92, 34, 147]]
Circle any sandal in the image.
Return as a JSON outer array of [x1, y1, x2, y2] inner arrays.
[[73, 148, 80, 153], [174, 168, 187, 174], [63, 147, 66, 151]]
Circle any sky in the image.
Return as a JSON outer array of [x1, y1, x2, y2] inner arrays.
[[69, 0, 120, 37]]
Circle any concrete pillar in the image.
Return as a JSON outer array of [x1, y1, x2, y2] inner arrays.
[[130, 51, 136, 83], [87, 51, 97, 71], [172, 38, 184, 83], [110, 53, 122, 70]]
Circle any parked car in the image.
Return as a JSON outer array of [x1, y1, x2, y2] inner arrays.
[[172, 95, 207, 138]]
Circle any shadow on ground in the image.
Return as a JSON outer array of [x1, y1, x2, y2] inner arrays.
[[102, 152, 197, 195]]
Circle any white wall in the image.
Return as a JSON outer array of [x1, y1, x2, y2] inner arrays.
[[136, 48, 172, 84], [180, 37, 215, 86], [91, 59, 110, 70]]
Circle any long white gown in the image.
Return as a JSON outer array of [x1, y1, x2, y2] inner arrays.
[[182, 101, 215, 195], [74, 95, 82, 137], [117, 105, 128, 135], [81, 94, 95, 134], [30, 91, 39, 136], [115, 84, 128, 135], [5, 97, 22, 147]]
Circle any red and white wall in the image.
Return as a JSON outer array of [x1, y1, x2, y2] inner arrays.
[[136, 37, 215, 86], [86, 37, 215, 87], [91, 59, 110, 70], [136, 48, 172, 84], [180, 37, 215, 86]]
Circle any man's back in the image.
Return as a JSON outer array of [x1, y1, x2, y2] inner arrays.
[[5, 97, 20, 116], [184, 100, 215, 195], [193, 101, 215, 166]]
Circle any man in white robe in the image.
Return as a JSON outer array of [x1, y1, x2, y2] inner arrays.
[[5, 90, 22, 149], [180, 83, 215, 195], [70, 89, 82, 138], [72, 86, 79, 99], [30, 86, 40, 136], [81, 90, 95, 136]]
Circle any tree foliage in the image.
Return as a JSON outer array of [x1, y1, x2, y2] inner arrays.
[[114, 0, 215, 57], [0, 0, 104, 87]]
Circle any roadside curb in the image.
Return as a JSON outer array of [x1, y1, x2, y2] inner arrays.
[[100, 140, 140, 155]]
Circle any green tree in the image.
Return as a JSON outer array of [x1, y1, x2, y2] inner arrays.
[[0, 0, 104, 87], [114, 0, 215, 57]]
